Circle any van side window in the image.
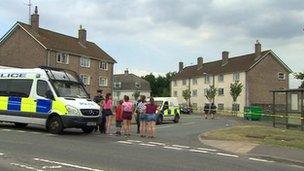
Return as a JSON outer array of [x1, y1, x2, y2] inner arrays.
[[37, 80, 52, 98], [0, 79, 32, 97]]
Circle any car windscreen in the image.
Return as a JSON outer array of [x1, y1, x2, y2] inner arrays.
[[52, 81, 88, 98]]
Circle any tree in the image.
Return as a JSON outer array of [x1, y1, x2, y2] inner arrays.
[[230, 81, 243, 115], [132, 90, 140, 101], [205, 85, 217, 103], [142, 72, 176, 97], [294, 72, 304, 88], [182, 89, 191, 106]]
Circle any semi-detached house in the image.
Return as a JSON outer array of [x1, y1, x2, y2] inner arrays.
[[0, 7, 116, 97], [171, 41, 292, 112]]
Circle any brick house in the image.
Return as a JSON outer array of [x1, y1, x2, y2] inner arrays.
[[0, 7, 116, 97], [113, 69, 151, 103], [171, 41, 292, 111]]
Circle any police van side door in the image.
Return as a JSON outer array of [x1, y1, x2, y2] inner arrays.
[[36, 80, 54, 114]]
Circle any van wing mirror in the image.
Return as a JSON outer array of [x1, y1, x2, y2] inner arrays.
[[46, 90, 55, 100]]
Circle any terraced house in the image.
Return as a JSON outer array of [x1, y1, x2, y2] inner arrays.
[[0, 7, 116, 97], [171, 41, 292, 112]]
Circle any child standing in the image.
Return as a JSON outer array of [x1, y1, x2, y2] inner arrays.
[[115, 100, 123, 136]]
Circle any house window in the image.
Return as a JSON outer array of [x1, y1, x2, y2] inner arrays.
[[233, 72, 240, 82], [99, 77, 108, 87], [192, 103, 197, 109], [232, 104, 240, 111], [173, 80, 177, 86], [192, 78, 197, 85], [192, 89, 197, 97], [278, 72, 286, 80], [182, 79, 187, 85], [218, 74, 224, 82], [218, 88, 224, 96], [99, 61, 108, 70], [80, 74, 90, 85], [80, 57, 91, 68], [114, 82, 121, 88], [173, 91, 178, 97], [135, 82, 141, 88], [204, 75, 210, 84], [218, 103, 224, 110], [204, 88, 208, 95], [56, 53, 69, 64]]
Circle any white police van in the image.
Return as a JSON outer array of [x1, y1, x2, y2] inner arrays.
[[0, 66, 101, 134]]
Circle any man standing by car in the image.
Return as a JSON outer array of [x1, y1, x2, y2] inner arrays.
[[93, 90, 105, 133]]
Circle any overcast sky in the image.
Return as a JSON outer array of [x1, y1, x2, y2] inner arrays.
[[0, 0, 303, 87]]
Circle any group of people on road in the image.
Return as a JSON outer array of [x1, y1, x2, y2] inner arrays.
[[93, 90, 158, 138]]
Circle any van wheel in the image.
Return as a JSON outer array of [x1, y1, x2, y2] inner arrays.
[[14, 123, 28, 128], [174, 115, 180, 123], [82, 127, 95, 133], [47, 116, 63, 134], [156, 115, 163, 125]]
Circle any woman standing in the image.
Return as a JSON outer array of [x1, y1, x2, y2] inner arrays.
[[137, 95, 147, 137], [122, 95, 133, 136], [145, 97, 158, 138], [102, 93, 113, 134]]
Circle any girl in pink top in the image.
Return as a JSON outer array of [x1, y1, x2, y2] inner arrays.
[[122, 95, 133, 136], [102, 93, 113, 134]]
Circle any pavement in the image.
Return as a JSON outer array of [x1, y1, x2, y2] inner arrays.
[[0, 114, 303, 171]]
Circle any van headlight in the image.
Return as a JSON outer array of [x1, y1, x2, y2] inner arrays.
[[66, 105, 80, 116]]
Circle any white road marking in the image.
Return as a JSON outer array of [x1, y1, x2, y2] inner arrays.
[[34, 158, 103, 171], [117, 141, 133, 144], [148, 142, 166, 146], [248, 157, 274, 163], [0, 152, 4, 156], [172, 145, 190, 149], [30, 132, 42, 135], [157, 125, 173, 129], [42, 165, 62, 169], [10, 163, 44, 171], [197, 147, 217, 152], [216, 153, 239, 158], [1, 129, 11, 132], [189, 149, 209, 154], [17, 130, 26, 133], [163, 146, 183, 150], [126, 140, 142, 143], [181, 122, 195, 125], [139, 143, 156, 147]]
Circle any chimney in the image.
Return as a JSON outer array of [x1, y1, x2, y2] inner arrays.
[[255, 40, 261, 60], [30, 6, 39, 32], [179, 62, 184, 72], [124, 68, 129, 75], [222, 51, 229, 65], [197, 57, 203, 69], [78, 25, 87, 46]]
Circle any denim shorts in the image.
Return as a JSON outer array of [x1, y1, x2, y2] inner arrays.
[[146, 114, 156, 122], [139, 113, 147, 121]]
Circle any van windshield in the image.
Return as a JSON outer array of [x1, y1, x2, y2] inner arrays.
[[52, 81, 88, 98]]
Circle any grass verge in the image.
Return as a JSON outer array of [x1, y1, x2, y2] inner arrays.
[[202, 125, 304, 150]]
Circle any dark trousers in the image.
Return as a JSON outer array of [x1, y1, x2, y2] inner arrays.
[[97, 115, 106, 134], [136, 113, 140, 133]]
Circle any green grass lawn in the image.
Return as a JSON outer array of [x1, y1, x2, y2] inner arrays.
[[202, 125, 304, 150]]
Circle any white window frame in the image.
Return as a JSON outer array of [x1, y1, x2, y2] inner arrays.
[[80, 74, 90, 85], [99, 61, 108, 70], [99, 77, 108, 87], [233, 72, 240, 82], [192, 78, 197, 85], [218, 74, 224, 82], [173, 91, 178, 97], [192, 89, 197, 97], [80, 57, 91, 68], [278, 72, 286, 80], [204, 75, 210, 84], [218, 88, 224, 96], [218, 103, 224, 110], [182, 80, 187, 86], [56, 52, 69, 64], [114, 82, 121, 88]]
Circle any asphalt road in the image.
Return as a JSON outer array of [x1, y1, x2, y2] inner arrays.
[[0, 115, 303, 171]]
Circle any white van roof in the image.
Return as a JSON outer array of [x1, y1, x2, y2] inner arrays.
[[153, 97, 179, 106], [0, 68, 48, 79]]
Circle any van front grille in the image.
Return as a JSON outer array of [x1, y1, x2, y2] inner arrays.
[[80, 109, 100, 116]]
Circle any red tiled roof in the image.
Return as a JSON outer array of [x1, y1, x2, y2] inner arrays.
[[172, 50, 271, 80], [18, 22, 116, 63]]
